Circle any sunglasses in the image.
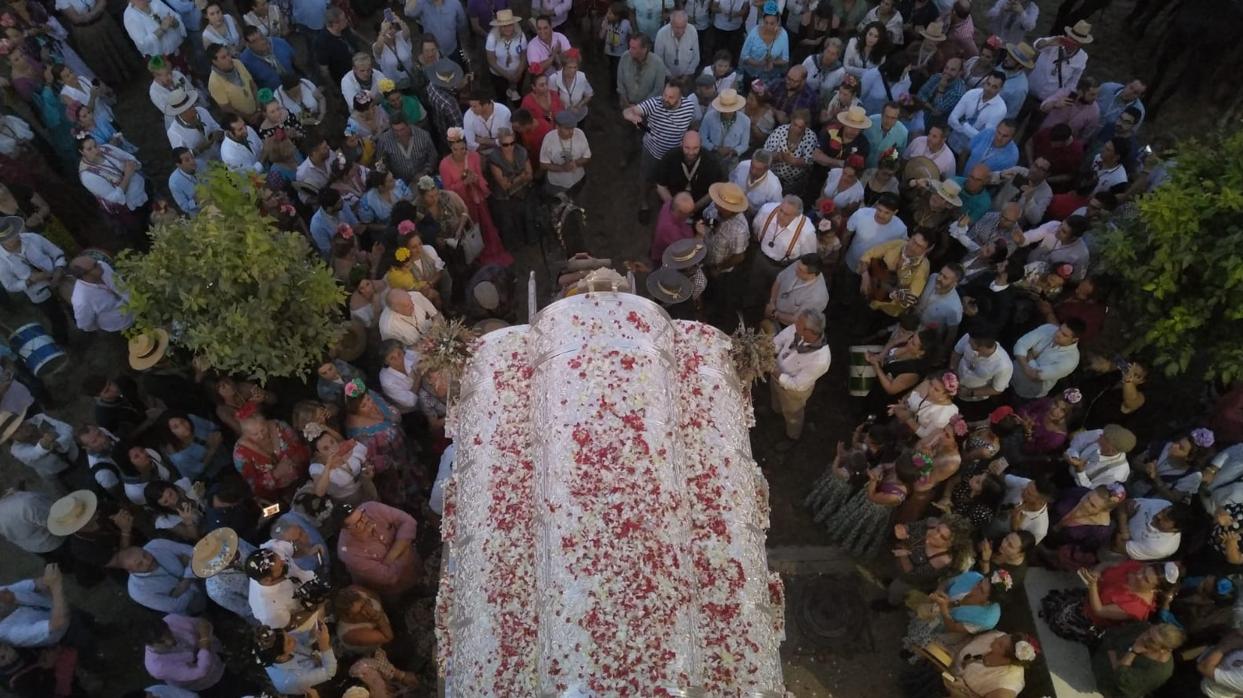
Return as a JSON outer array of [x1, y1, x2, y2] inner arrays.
[[500, 141, 516, 147]]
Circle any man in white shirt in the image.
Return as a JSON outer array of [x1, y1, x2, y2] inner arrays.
[[951, 332, 1012, 418], [770, 309, 831, 443], [728, 152, 783, 215], [340, 52, 388, 110], [1064, 424, 1134, 488], [0, 488, 64, 556], [841, 193, 907, 272], [1116, 498, 1186, 561], [947, 73, 1008, 153], [654, 10, 699, 77], [903, 122, 957, 178], [1010, 320, 1081, 399], [0, 218, 68, 342], [0, 564, 69, 647], [9, 415, 78, 486], [540, 111, 591, 193], [220, 114, 264, 173], [463, 92, 512, 155], [379, 288, 439, 347], [124, 0, 187, 59], [748, 195, 817, 309], [165, 90, 222, 169], [68, 256, 133, 334], [1027, 26, 1089, 103], [245, 547, 319, 631]]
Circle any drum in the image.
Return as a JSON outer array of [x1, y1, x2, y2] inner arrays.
[[9, 323, 65, 376], [848, 344, 882, 397]]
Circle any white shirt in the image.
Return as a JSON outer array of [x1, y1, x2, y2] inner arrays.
[[0, 580, 65, 647], [729, 160, 783, 212], [948, 88, 1007, 144], [953, 334, 1013, 398], [1028, 42, 1087, 101], [844, 207, 908, 271], [71, 262, 134, 333], [308, 441, 367, 501], [904, 389, 960, 438], [248, 558, 317, 629], [1009, 323, 1079, 399], [772, 324, 831, 393], [820, 168, 865, 210], [378, 348, 421, 412], [220, 127, 264, 173], [1091, 153, 1128, 194], [0, 492, 64, 554], [9, 414, 77, 479], [539, 127, 591, 189], [79, 144, 148, 210], [0, 115, 33, 156], [654, 24, 700, 77], [753, 202, 816, 263], [378, 291, 439, 346], [166, 108, 222, 162], [374, 34, 415, 84], [124, 0, 187, 57], [485, 30, 527, 77], [903, 136, 958, 178], [201, 15, 243, 51], [802, 55, 845, 96], [549, 69, 593, 109], [276, 80, 323, 122], [463, 103, 512, 152], [340, 68, 389, 110], [1065, 429, 1131, 488], [1203, 651, 1243, 698], [1125, 498, 1181, 560], [149, 71, 198, 127], [0, 233, 65, 303], [999, 475, 1049, 544], [711, 0, 746, 31]]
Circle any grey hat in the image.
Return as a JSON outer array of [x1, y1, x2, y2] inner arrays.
[[0, 216, 24, 244], [662, 238, 706, 270], [554, 110, 581, 127], [695, 73, 716, 87], [425, 58, 464, 90], [646, 266, 693, 305]]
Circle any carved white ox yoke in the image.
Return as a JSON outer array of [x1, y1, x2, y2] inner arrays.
[[436, 292, 786, 696]]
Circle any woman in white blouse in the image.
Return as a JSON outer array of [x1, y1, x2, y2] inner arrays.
[[276, 74, 326, 126], [549, 50, 593, 124], [201, 2, 243, 53], [372, 17, 415, 89], [56, 64, 115, 125], [819, 154, 866, 213], [378, 340, 422, 421], [242, 0, 288, 37], [485, 11, 528, 104], [842, 21, 889, 78]]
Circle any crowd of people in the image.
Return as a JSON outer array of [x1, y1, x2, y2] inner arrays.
[[0, 0, 1240, 695]]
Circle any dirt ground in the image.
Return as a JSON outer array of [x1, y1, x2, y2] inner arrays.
[[0, 0, 1219, 696]]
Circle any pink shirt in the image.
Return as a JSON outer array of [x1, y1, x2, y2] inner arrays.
[[649, 200, 695, 264], [526, 32, 570, 67], [1039, 88, 1101, 141], [144, 614, 224, 691], [337, 501, 420, 596]]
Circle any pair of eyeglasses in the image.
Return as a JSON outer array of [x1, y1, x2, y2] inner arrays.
[[500, 141, 516, 147]]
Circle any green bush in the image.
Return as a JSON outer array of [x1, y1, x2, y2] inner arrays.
[[117, 166, 345, 382], [1097, 129, 1243, 383]]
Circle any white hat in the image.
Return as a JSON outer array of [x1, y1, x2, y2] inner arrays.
[[47, 490, 98, 536]]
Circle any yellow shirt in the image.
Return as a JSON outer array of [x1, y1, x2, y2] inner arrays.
[[860, 239, 930, 317], [208, 60, 259, 117], [386, 267, 428, 292]]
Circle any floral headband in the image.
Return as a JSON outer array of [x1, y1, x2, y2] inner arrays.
[[1062, 387, 1082, 404], [1014, 635, 1040, 662], [395, 247, 411, 262], [336, 223, 354, 240], [235, 400, 262, 421], [446, 126, 465, 143], [344, 378, 367, 400], [1055, 263, 1074, 279], [818, 199, 836, 214], [912, 451, 934, 477], [1192, 427, 1216, 449], [939, 371, 959, 396], [378, 78, 396, 94]]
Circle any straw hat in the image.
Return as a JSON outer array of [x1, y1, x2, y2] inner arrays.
[[1005, 42, 1037, 69], [919, 20, 947, 42], [489, 9, 521, 26], [331, 320, 368, 362], [47, 490, 98, 536], [193, 527, 241, 578], [1064, 20, 1094, 44], [931, 178, 964, 207], [708, 182, 749, 213], [167, 88, 197, 117], [472, 318, 510, 335], [0, 216, 24, 244], [710, 88, 746, 113], [902, 156, 942, 185], [646, 267, 692, 305], [0, 406, 27, 445], [128, 328, 170, 371], [836, 106, 873, 130], [662, 239, 706, 270]]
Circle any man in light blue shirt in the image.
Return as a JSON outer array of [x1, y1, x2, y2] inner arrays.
[[699, 89, 751, 172], [168, 148, 200, 216], [261, 623, 338, 696], [962, 121, 1018, 175], [406, 0, 468, 58], [122, 540, 206, 615], [309, 189, 359, 259], [1096, 79, 1146, 132], [291, 0, 328, 31], [998, 45, 1031, 119], [862, 103, 908, 169]]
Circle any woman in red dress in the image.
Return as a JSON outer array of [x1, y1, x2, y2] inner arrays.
[[231, 401, 310, 503], [439, 127, 514, 267], [519, 69, 563, 132]]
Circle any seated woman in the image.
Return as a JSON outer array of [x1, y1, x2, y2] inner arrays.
[[333, 585, 393, 655], [943, 630, 1037, 698], [1131, 427, 1216, 504], [144, 479, 205, 542], [1038, 484, 1125, 571], [232, 402, 309, 503], [1041, 559, 1180, 645], [1004, 387, 1078, 475], [1091, 622, 1185, 698], [304, 422, 374, 507], [160, 411, 228, 483], [903, 570, 1000, 655], [882, 515, 972, 609]]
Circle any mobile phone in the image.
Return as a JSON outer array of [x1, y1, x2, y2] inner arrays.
[[315, 550, 324, 566], [384, 7, 395, 22], [262, 503, 281, 518]]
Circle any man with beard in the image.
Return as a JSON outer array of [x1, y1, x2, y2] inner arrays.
[[219, 114, 264, 173], [656, 131, 724, 211], [947, 71, 1007, 155], [167, 148, 200, 216], [1038, 75, 1101, 141], [726, 150, 783, 215]]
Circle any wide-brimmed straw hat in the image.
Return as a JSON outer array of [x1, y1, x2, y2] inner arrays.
[[167, 87, 197, 116], [662, 239, 707, 270], [919, 20, 947, 42], [47, 490, 98, 536], [1005, 42, 1037, 69], [710, 88, 745, 113], [0, 406, 26, 445], [1064, 20, 1093, 44], [192, 527, 241, 578], [708, 182, 749, 213], [128, 328, 170, 371], [837, 106, 873, 130], [646, 267, 692, 305], [490, 8, 521, 26], [902, 156, 942, 185], [931, 178, 964, 207]]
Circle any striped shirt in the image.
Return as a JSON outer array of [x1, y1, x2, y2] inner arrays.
[[637, 95, 696, 159]]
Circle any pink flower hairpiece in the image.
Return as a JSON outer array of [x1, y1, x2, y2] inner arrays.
[[278, 203, 296, 217], [336, 223, 354, 240], [344, 378, 366, 399], [1062, 387, 1082, 404], [1192, 427, 1216, 449], [939, 371, 959, 396], [990, 568, 1013, 591], [397, 219, 416, 236], [1055, 263, 1073, 279]]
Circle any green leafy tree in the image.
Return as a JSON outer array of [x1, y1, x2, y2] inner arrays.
[[117, 166, 344, 382], [1096, 129, 1243, 383]]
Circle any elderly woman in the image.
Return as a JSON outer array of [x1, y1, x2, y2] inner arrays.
[[304, 422, 373, 507], [487, 126, 535, 248], [161, 411, 228, 482], [232, 402, 309, 503], [941, 630, 1037, 698], [440, 128, 514, 267], [903, 570, 1000, 654], [550, 50, 593, 125], [1041, 559, 1179, 645], [819, 153, 866, 213], [334, 585, 394, 655], [762, 108, 819, 192], [1091, 622, 1185, 698], [1038, 484, 1124, 570], [343, 379, 417, 499], [740, 3, 790, 84], [337, 500, 420, 598]]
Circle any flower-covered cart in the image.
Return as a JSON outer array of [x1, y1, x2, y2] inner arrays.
[[436, 292, 786, 696]]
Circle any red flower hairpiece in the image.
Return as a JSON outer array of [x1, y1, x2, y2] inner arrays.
[[336, 223, 354, 240], [235, 400, 261, 421]]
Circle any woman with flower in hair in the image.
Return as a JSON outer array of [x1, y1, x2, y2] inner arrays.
[[860, 150, 901, 206], [1038, 483, 1125, 570], [304, 422, 374, 507], [889, 371, 961, 439], [739, 4, 790, 84], [343, 378, 418, 503], [232, 401, 310, 503], [903, 570, 1001, 656], [818, 152, 866, 213], [978, 530, 1036, 589], [1132, 427, 1215, 504], [347, 92, 390, 140], [70, 102, 139, 155], [439, 127, 514, 267], [938, 465, 1006, 532], [947, 630, 1037, 697], [807, 419, 903, 527], [384, 242, 445, 306], [821, 449, 921, 560], [1011, 386, 1078, 466], [895, 416, 965, 524], [1041, 560, 1180, 645]]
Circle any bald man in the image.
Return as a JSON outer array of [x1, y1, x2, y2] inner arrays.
[[378, 288, 439, 347], [955, 162, 995, 223], [655, 131, 724, 209], [650, 192, 703, 264]]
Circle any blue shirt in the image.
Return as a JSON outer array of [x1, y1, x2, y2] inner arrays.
[[240, 39, 297, 90], [951, 176, 993, 223], [1096, 81, 1145, 132], [698, 109, 751, 156], [168, 169, 199, 216], [406, 0, 467, 55], [1000, 68, 1029, 119], [862, 119, 908, 169], [963, 128, 1019, 175], [309, 205, 359, 258], [166, 414, 226, 481], [274, 511, 329, 575], [291, 0, 328, 30], [267, 646, 337, 695], [739, 26, 789, 80]]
